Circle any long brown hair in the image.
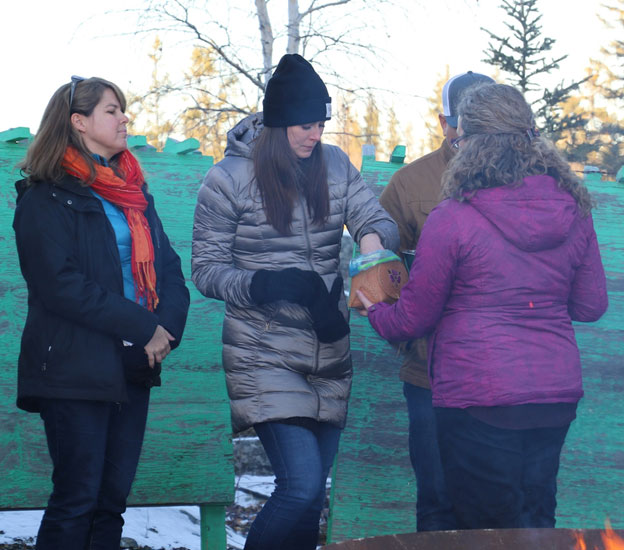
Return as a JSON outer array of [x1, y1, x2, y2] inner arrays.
[[442, 83, 592, 215], [252, 126, 329, 234], [19, 77, 127, 185]]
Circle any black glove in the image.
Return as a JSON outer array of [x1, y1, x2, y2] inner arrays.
[[309, 276, 350, 343], [250, 268, 324, 306]]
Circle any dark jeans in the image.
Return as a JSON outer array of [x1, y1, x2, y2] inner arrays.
[[435, 407, 570, 530], [245, 421, 341, 550], [403, 383, 456, 531], [35, 384, 150, 550]]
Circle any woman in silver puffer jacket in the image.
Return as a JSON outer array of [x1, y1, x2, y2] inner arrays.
[[191, 54, 398, 550]]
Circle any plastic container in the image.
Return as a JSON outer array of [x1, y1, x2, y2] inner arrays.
[[348, 250, 408, 309]]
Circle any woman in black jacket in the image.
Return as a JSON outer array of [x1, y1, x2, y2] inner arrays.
[[13, 76, 190, 550]]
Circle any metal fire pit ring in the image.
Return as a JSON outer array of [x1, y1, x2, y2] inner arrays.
[[324, 528, 624, 549]]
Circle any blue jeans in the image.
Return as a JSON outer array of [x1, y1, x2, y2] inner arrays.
[[245, 421, 341, 550], [35, 384, 150, 550], [403, 383, 456, 531], [435, 407, 570, 529]]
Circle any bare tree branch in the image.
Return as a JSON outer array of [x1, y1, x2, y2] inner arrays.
[[150, 0, 266, 90], [125, 0, 401, 161], [255, 0, 274, 87], [300, 0, 352, 18]]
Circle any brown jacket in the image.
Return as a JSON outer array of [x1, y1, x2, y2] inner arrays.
[[379, 139, 454, 388]]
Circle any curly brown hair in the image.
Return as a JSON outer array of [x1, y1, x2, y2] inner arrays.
[[442, 83, 592, 215]]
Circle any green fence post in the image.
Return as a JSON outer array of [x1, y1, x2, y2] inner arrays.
[[200, 504, 227, 550]]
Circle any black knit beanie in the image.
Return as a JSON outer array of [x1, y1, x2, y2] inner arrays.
[[262, 54, 332, 127]]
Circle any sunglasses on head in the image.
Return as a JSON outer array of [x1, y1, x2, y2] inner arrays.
[[69, 75, 86, 108]]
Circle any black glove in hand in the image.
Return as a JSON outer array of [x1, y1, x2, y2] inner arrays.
[[309, 276, 350, 343], [250, 268, 323, 306]]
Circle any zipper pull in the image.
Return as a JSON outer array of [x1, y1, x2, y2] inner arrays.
[[42, 346, 52, 371]]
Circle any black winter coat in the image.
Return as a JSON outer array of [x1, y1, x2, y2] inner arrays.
[[13, 174, 190, 412]]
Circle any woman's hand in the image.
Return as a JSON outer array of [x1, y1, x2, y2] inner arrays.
[[359, 233, 383, 254], [355, 289, 375, 317], [144, 325, 175, 368]]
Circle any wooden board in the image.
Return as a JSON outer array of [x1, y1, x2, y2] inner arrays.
[[328, 178, 624, 542], [0, 140, 234, 510]]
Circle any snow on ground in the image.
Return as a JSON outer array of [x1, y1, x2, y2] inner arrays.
[[0, 476, 276, 550]]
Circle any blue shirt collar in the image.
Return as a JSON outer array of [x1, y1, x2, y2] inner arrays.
[[91, 153, 109, 167]]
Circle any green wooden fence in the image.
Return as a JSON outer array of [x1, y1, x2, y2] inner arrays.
[[327, 154, 624, 543], [2, 128, 623, 547], [0, 130, 233, 550]]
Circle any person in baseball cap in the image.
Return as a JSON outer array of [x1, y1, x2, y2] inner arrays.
[[378, 69, 493, 532], [442, 71, 495, 128]]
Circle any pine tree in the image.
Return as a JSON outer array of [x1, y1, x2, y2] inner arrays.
[[585, 0, 624, 175], [419, 66, 449, 156], [180, 46, 247, 161], [402, 121, 417, 163], [558, 1, 624, 176], [481, 0, 588, 142], [363, 93, 381, 153], [384, 106, 401, 160], [594, 0, 624, 103], [127, 37, 176, 150], [329, 92, 364, 167]]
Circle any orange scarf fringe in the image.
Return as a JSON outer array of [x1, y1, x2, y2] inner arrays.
[[62, 147, 159, 311]]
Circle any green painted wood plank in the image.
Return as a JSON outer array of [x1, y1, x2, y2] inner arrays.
[[389, 145, 406, 164], [127, 135, 152, 149], [163, 137, 201, 155], [0, 127, 32, 143]]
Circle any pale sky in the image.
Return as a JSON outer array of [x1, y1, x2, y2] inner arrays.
[[0, 0, 610, 145]]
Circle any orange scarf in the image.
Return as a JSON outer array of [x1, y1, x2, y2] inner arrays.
[[62, 147, 159, 311]]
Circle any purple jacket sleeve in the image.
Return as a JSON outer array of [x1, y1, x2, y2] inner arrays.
[[568, 214, 608, 322], [368, 202, 458, 342]]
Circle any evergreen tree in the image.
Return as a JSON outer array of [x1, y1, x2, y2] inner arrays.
[[557, 1, 624, 176], [180, 46, 247, 161], [585, 0, 624, 175], [384, 106, 401, 160], [363, 93, 382, 153], [555, 71, 620, 173], [481, 0, 588, 142], [330, 92, 365, 168], [419, 66, 449, 156], [127, 37, 176, 150], [402, 121, 417, 163], [594, 0, 624, 103]]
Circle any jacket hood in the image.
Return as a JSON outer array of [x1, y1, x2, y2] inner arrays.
[[224, 112, 264, 159], [467, 175, 579, 252]]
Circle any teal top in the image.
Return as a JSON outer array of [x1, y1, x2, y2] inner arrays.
[[90, 154, 140, 304]]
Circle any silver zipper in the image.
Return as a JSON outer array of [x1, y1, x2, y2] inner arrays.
[[42, 345, 52, 371]]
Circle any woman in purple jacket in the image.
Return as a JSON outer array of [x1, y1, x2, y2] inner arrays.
[[357, 83, 608, 530]]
